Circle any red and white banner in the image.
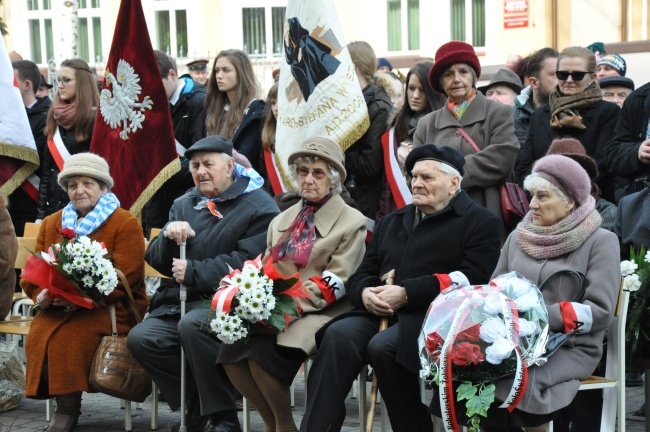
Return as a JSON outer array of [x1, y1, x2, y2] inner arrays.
[[0, 37, 39, 196]]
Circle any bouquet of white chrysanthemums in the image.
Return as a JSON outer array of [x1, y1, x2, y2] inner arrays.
[[22, 227, 119, 309], [209, 255, 309, 344], [621, 246, 650, 358]]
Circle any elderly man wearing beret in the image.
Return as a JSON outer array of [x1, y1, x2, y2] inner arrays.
[[128, 136, 279, 432], [300, 145, 503, 432]]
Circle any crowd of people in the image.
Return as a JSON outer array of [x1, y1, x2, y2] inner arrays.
[[2, 35, 649, 432]]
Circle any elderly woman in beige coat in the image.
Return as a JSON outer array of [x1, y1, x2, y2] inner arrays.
[[413, 41, 519, 222], [219, 136, 367, 432]]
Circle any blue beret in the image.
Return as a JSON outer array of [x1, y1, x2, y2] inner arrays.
[[405, 144, 465, 176]]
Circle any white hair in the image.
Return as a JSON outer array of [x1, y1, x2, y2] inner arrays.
[[523, 173, 571, 203], [290, 156, 343, 194]]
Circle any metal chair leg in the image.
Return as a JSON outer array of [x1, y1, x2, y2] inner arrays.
[[151, 381, 159, 430]]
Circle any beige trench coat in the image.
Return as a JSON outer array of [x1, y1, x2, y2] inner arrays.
[[270, 193, 366, 355], [412, 92, 519, 219]]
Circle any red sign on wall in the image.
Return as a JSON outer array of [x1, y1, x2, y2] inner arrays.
[[504, 14, 529, 29]]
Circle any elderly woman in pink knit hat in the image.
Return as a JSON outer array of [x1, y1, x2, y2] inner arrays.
[[431, 154, 621, 431]]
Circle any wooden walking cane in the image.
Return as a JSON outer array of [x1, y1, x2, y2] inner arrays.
[[366, 269, 396, 432]]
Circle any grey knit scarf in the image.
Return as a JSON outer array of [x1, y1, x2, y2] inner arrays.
[[516, 196, 601, 259]]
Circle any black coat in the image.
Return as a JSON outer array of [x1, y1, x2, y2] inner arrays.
[[8, 96, 51, 234], [516, 100, 620, 201], [233, 99, 266, 176], [329, 191, 503, 373], [37, 123, 93, 220], [604, 82, 650, 188], [143, 77, 207, 231], [344, 85, 392, 220], [146, 177, 279, 312]]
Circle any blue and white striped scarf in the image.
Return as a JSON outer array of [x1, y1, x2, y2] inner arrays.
[[61, 192, 120, 235]]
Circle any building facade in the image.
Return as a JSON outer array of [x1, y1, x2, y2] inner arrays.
[[2, 0, 649, 87]]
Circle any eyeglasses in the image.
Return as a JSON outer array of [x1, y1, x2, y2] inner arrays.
[[56, 77, 75, 86], [555, 71, 589, 81], [297, 167, 328, 180]]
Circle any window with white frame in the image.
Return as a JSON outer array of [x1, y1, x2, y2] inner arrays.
[[154, 8, 188, 57], [78, 0, 103, 64], [387, 0, 420, 52], [242, 6, 286, 58], [25, 0, 54, 64], [450, 0, 485, 48]]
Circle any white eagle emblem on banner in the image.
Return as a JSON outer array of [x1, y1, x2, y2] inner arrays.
[[99, 59, 153, 140]]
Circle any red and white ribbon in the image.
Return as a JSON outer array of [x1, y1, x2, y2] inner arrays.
[[498, 294, 528, 412], [381, 128, 412, 209], [211, 285, 239, 314], [439, 297, 471, 432]]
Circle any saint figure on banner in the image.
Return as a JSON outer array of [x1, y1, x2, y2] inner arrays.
[[284, 17, 340, 102]]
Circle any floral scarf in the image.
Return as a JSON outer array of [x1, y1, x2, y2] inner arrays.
[[53, 97, 78, 130], [446, 89, 477, 121], [270, 193, 332, 268], [516, 196, 601, 259], [549, 81, 602, 130]]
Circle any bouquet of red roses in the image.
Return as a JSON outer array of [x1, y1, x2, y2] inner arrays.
[[21, 228, 119, 309], [419, 272, 549, 432], [209, 255, 310, 344]]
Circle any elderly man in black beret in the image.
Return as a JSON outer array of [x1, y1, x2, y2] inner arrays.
[[128, 136, 279, 432], [301, 145, 504, 432]]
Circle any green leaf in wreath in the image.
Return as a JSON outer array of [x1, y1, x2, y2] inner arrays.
[[275, 294, 299, 316], [456, 382, 477, 401], [266, 310, 286, 331]]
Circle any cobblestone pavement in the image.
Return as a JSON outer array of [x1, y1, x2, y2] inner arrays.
[[0, 373, 647, 431]]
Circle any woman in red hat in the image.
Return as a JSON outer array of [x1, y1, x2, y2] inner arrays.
[[412, 41, 519, 231]]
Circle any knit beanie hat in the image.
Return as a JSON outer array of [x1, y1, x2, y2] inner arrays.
[[58, 152, 114, 190], [597, 54, 626, 76], [531, 155, 591, 205], [377, 57, 393, 71], [428, 41, 481, 94]]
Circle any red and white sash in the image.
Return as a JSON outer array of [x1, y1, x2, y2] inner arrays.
[[175, 139, 187, 157], [46, 127, 72, 171], [21, 174, 40, 202], [381, 127, 412, 209]]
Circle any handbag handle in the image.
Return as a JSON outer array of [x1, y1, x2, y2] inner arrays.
[[456, 127, 480, 153], [538, 270, 588, 302], [114, 268, 143, 323]]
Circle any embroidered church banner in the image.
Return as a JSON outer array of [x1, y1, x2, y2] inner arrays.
[[0, 37, 39, 197], [273, 0, 370, 191], [89, 0, 179, 215]]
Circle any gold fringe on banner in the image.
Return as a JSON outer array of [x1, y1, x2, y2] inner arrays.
[[0, 142, 40, 196], [277, 156, 296, 191], [129, 157, 181, 217], [338, 115, 371, 152]]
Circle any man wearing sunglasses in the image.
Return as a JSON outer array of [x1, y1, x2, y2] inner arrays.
[[515, 46, 620, 203]]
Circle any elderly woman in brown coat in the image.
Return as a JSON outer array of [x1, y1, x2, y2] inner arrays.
[[431, 154, 620, 431], [219, 136, 367, 432], [413, 41, 519, 222], [0, 193, 18, 320], [21, 153, 147, 432]]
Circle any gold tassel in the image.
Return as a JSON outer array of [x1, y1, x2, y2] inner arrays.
[[339, 115, 371, 152], [0, 142, 40, 196], [128, 158, 181, 216]]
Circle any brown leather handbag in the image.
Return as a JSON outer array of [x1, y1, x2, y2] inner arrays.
[[88, 270, 151, 403], [456, 127, 529, 229]]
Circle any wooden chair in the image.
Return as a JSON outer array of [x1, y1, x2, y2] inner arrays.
[[23, 222, 41, 238], [547, 278, 629, 432]]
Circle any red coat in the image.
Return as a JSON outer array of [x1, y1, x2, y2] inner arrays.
[[21, 208, 148, 398]]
